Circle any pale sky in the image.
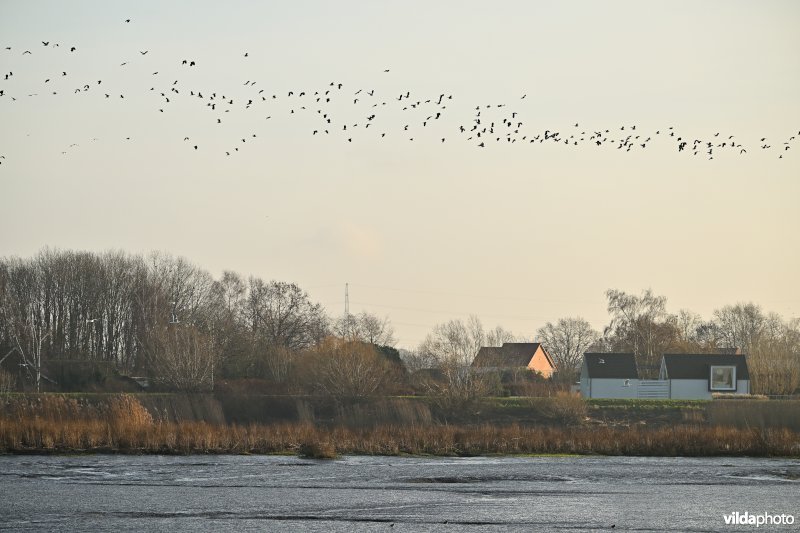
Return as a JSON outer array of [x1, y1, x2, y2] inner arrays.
[[1, 1, 799, 348]]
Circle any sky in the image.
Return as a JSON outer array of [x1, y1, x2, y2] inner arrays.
[[1, 1, 799, 349]]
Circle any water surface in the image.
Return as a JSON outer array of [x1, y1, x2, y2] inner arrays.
[[0, 455, 798, 531]]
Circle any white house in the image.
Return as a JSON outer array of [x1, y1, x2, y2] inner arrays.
[[580, 353, 639, 399], [579, 352, 752, 399], [659, 353, 750, 399]]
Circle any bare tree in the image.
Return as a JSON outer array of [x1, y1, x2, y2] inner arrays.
[[208, 271, 247, 374], [675, 309, 702, 344], [263, 345, 294, 383], [604, 288, 677, 376], [146, 252, 215, 327], [333, 311, 396, 347], [310, 337, 393, 398], [743, 314, 800, 395], [536, 317, 599, 381], [712, 302, 766, 353], [146, 324, 216, 392], [665, 309, 719, 353], [416, 316, 494, 405], [419, 316, 485, 368], [243, 278, 327, 351], [485, 325, 519, 347], [0, 259, 51, 391], [399, 348, 438, 374]]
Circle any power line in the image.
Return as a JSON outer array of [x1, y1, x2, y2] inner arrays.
[[349, 283, 605, 306], [349, 300, 575, 323]]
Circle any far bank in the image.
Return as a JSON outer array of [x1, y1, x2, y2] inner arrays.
[[1, 393, 799, 457]]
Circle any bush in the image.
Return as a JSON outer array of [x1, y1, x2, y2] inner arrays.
[[305, 338, 398, 398], [712, 393, 768, 400], [297, 440, 337, 459]]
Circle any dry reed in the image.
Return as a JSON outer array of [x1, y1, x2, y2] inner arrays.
[[1, 418, 798, 457], [1, 394, 798, 457]]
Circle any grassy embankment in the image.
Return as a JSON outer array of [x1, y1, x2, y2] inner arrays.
[[1, 393, 798, 457]]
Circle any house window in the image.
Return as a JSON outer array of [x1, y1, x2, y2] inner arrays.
[[709, 366, 736, 391]]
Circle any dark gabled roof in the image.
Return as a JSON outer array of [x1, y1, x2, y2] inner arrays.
[[472, 346, 504, 367], [502, 342, 547, 367], [662, 354, 749, 380], [472, 342, 553, 368], [583, 353, 638, 379]]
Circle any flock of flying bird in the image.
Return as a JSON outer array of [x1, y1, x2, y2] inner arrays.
[[1, 18, 798, 166]]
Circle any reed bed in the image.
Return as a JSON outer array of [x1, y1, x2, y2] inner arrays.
[[1, 394, 798, 457], [2, 418, 798, 457]]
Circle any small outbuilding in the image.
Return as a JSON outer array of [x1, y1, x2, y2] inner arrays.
[[580, 353, 639, 399], [659, 353, 750, 399]]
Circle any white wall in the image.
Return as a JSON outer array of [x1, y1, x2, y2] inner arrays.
[[580, 362, 590, 397], [585, 378, 640, 399], [670, 380, 711, 399], [737, 379, 750, 394], [670, 379, 750, 399]]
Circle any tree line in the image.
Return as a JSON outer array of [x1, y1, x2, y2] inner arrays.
[[0, 248, 398, 394], [1, 249, 798, 396], [534, 289, 799, 394], [399, 290, 800, 396]]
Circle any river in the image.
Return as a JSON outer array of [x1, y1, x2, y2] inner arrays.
[[0, 455, 798, 531]]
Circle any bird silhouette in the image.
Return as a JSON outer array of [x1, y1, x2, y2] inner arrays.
[[0, 36, 791, 164]]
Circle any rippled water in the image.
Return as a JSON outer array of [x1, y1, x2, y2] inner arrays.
[[0, 455, 798, 531]]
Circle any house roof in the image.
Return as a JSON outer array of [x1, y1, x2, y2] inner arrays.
[[472, 342, 554, 368], [473, 346, 504, 367], [583, 353, 638, 379], [662, 354, 749, 380]]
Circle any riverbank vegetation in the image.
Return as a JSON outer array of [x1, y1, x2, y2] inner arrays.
[[1, 394, 798, 457], [2, 248, 799, 397], [2, 415, 798, 457], [2, 249, 798, 457]]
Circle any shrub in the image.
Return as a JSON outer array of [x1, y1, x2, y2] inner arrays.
[[712, 393, 768, 400], [297, 440, 337, 459]]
